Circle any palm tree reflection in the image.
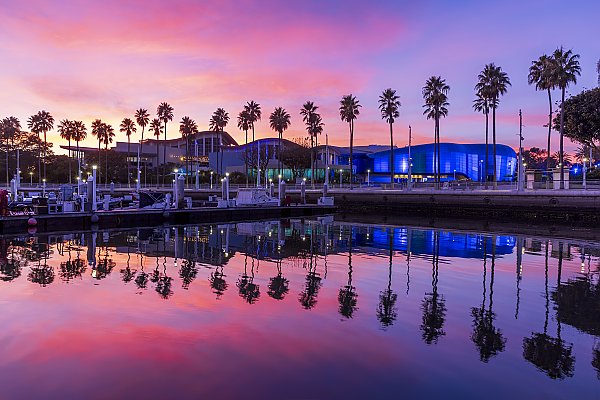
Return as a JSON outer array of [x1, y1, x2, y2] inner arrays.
[[268, 260, 289, 300], [120, 250, 136, 283], [0, 239, 24, 282], [179, 258, 198, 290], [421, 231, 446, 344], [523, 241, 575, 379], [209, 265, 228, 299], [338, 229, 358, 319], [28, 241, 54, 287], [470, 236, 506, 362], [377, 228, 397, 329], [593, 341, 600, 380], [237, 255, 260, 304], [135, 254, 149, 292]]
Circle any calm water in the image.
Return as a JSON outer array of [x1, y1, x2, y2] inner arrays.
[[0, 218, 598, 399]]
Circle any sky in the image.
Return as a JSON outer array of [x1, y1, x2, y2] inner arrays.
[[0, 0, 598, 154]]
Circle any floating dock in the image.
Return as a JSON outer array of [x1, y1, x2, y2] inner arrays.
[[0, 205, 336, 235]]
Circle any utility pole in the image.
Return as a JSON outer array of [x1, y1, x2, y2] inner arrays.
[[518, 109, 524, 192], [408, 125, 412, 191]]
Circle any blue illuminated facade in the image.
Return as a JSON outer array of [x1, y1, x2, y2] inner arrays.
[[368, 143, 517, 182]]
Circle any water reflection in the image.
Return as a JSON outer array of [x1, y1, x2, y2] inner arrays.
[[1, 218, 600, 395]]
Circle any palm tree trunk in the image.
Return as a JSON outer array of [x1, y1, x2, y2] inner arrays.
[[310, 134, 314, 186], [5, 136, 9, 186], [437, 119, 441, 189], [68, 138, 72, 184], [314, 133, 318, 187], [349, 120, 354, 190], [485, 110, 489, 189], [245, 129, 248, 186], [98, 141, 101, 185], [156, 140, 160, 186], [105, 144, 109, 185], [43, 131, 47, 181], [559, 88, 566, 189], [389, 122, 394, 188], [127, 137, 131, 188], [163, 122, 167, 186], [546, 88, 553, 172], [37, 134, 41, 184], [492, 107, 497, 189]]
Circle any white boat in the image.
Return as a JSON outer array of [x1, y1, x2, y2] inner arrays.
[[235, 188, 279, 207]]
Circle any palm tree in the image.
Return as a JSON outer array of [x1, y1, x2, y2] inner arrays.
[[70, 120, 87, 187], [157, 102, 174, 185], [244, 101, 262, 181], [27, 111, 54, 182], [301, 101, 318, 182], [237, 110, 251, 185], [91, 119, 105, 182], [26, 114, 41, 183], [552, 47, 581, 189], [379, 88, 401, 187], [339, 95, 361, 189], [597, 58, 600, 86], [179, 116, 198, 185], [135, 108, 150, 186], [120, 117, 137, 188], [149, 118, 162, 186], [269, 107, 291, 177], [102, 124, 115, 184], [3, 117, 21, 185], [57, 119, 73, 184], [308, 113, 324, 185], [476, 64, 511, 189], [422, 77, 450, 189], [209, 108, 230, 179], [528, 54, 557, 172], [472, 92, 496, 186]]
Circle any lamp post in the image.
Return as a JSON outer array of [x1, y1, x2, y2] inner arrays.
[[339, 169, 343, 189], [29, 171, 33, 186], [210, 171, 214, 190], [453, 169, 456, 181], [42, 178, 46, 197], [407, 125, 412, 191], [367, 169, 370, 187], [583, 157, 588, 190]]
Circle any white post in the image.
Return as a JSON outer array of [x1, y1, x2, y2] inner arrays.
[[225, 173, 230, 201], [210, 171, 214, 190], [583, 153, 587, 190], [518, 110, 524, 192], [325, 132, 329, 186], [91, 166, 97, 211], [42, 178, 46, 197], [136, 169, 141, 191], [367, 169, 370, 187]]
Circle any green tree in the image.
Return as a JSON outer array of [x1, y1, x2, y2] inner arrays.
[[102, 123, 115, 184], [2, 116, 21, 186], [91, 119, 105, 182], [476, 64, 510, 188], [237, 110, 251, 184], [57, 119, 73, 184], [269, 107, 291, 177], [339, 95, 361, 189], [423, 77, 450, 189], [157, 102, 174, 184], [71, 120, 87, 184], [378, 88, 401, 187], [120, 117, 137, 187], [528, 54, 557, 170], [244, 101, 262, 181], [552, 47, 581, 189]]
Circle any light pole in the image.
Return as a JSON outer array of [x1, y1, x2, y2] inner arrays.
[[518, 109, 524, 192], [479, 160, 483, 184], [29, 171, 33, 186], [339, 169, 343, 189], [583, 156, 588, 190], [367, 169, 370, 187], [42, 178, 46, 197], [453, 169, 456, 181], [210, 171, 214, 190]]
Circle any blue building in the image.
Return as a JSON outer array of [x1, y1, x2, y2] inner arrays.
[[368, 143, 517, 183]]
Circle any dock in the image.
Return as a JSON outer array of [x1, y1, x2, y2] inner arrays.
[[0, 205, 336, 235]]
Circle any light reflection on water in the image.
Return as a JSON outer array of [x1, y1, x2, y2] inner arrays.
[[0, 218, 599, 399]]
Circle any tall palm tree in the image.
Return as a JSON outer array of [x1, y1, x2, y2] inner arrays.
[[135, 108, 150, 186], [103, 124, 115, 185], [179, 116, 198, 185], [597, 58, 600, 86], [423, 77, 450, 189], [3, 117, 21, 185], [27, 111, 54, 182], [528, 54, 557, 172], [209, 108, 230, 179], [71, 120, 87, 187], [269, 107, 291, 177], [149, 118, 162, 186], [476, 64, 510, 189], [378, 88, 401, 187], [157, 102, 174, 185], [0, 119, 7, 186], [339, 95, 361, 189], [120, 117, 137, 188], [57, 119, 73, 184], [244, 101, 261, 181], [552, 47, 581, 189], [472, 92, 497, 187], [307, 113, 324, 185], [237, 110, 251, 184], [301, 101, 319, 184], [91, 119, 104, 182]]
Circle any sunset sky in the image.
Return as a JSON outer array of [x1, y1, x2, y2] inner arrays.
[[0, 0, 597, 154]]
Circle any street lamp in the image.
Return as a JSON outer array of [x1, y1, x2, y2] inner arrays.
[[42, 178, 46, 197], [29, 171, 33, 185], [583, 157, 588, 189], [339, 169, 343, 189], [367, 169, 370, 187], [453, 169, 456, 181], [210, 171, 214, 189]]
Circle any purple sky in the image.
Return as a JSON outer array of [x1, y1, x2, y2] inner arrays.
[[0, 0, 597, 152]]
